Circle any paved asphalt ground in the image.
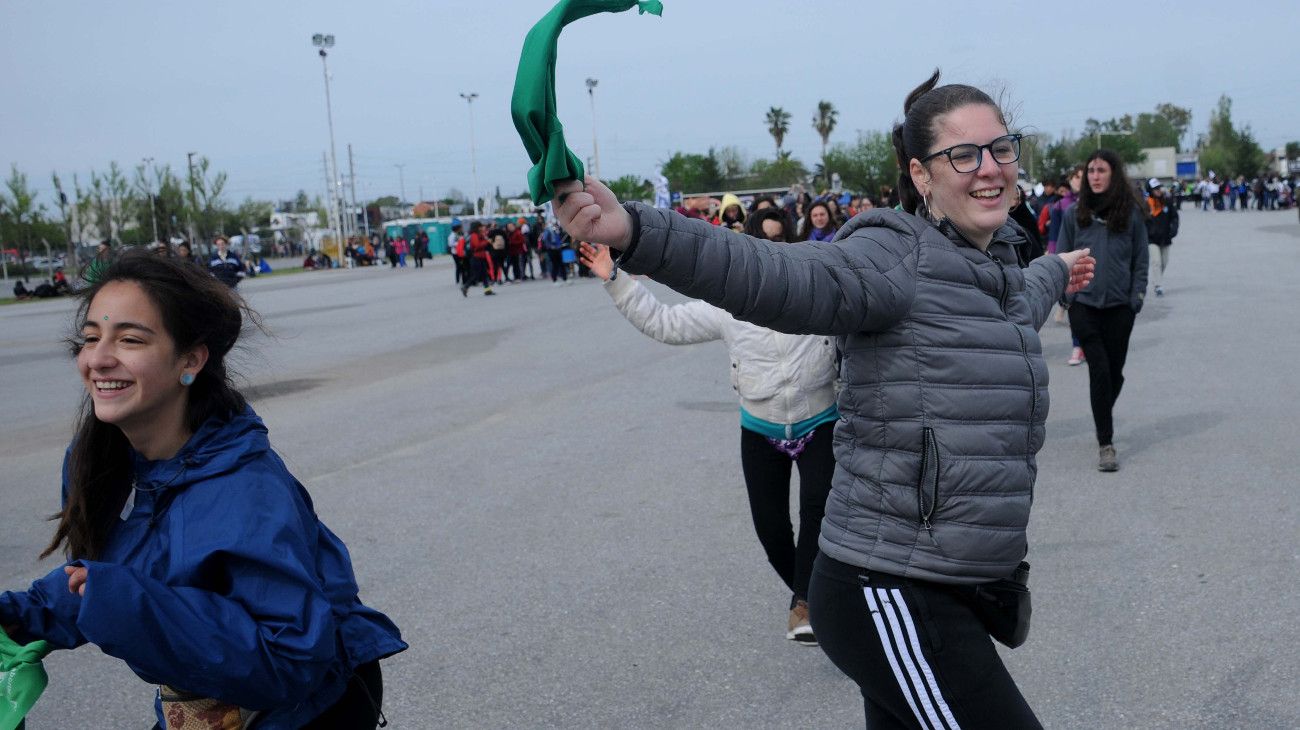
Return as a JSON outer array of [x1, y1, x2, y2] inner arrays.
[[1, 209, 1297, 729]]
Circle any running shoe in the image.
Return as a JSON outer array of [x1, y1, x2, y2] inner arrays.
[[1098, 444, 1119, 472], [1067, 347, 1085, 366], [787, 599, 816, 646]]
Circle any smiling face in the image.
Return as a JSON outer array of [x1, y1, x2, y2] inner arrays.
[[1087, 158, 1113, 195], [77, 281, 206, 458], [910, 103, 1017, 247], [810, 205, 830, 230]]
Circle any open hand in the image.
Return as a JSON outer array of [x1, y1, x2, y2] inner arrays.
[[65, 564, 88, 596], [578, 242, 614, 281], [1059, 248, 1095, 295], [554, 176, 633, 250]]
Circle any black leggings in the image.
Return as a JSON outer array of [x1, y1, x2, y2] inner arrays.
[[302, 660, 385, 729], [809, 554, 1041, 729], [739, 422, 835, 603], [1068, 304, 1136, 445]]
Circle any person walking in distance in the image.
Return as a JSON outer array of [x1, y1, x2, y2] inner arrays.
[[449, 222, 466, 285], [207, 236, 243, 288], [1058, 149, 1149, 472], [462, 221, 496, 297], [1144, 178, 1177, 297], [554, 70, 1095, 727], [579, 206, 838, 646]]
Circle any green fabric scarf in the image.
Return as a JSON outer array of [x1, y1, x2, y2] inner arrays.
[[511, 0, 664, 205], [0, 633, 52, 730]]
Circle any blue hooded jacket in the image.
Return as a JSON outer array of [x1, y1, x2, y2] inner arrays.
[[0, 406, 407, 728]]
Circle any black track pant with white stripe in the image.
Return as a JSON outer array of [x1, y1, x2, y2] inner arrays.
[[808, 553, 1041, 729]]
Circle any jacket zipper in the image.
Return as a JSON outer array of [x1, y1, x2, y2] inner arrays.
[[919, 426, 939, 531], [995, 258, 1040, 485]]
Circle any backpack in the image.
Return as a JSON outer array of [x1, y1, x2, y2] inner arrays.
[[1036, 203, 1051, 236]]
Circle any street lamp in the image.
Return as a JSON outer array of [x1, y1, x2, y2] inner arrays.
[[143, 157, 160, 245], [459, 92, 480, 217], [394, 163, 407, 212], [312, 33, 345, 265], [586, 78, 600, 180]]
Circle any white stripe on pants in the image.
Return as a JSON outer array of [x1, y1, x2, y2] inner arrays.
[[864, 586, 962, 729]]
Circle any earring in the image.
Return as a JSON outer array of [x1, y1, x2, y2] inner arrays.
[[180, 373, 195, 386]]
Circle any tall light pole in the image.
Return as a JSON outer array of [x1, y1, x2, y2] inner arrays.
[[394, 163, 407, 211], [586, 78, 601, 180], [312, 33, 345, 264], [459, 92, 480, 217], [142, 157, 160, 244], [186, 152, 198, 249]]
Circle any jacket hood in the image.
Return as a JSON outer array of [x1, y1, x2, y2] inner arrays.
[[718, 193, 746, 223], [130, 405, 270, 490]]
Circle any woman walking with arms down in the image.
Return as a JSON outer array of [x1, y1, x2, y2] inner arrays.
[[554, 70, 1094, 728], [0, 251, 406, 728], [1057, 149, 1148, 472]]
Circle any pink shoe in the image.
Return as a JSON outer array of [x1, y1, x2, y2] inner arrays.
[[1067, 347, 1085, 366]]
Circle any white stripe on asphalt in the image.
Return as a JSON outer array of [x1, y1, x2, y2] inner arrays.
[[890, 588, 962, 730], [876, 587, 948, 730], [864, 586, 931, 729]]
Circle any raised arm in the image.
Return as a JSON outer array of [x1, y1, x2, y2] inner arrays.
[[557, 178, 917, 336], [580, 242, 725, 345]]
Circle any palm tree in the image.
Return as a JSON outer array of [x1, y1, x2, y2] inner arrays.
[[766, 107, 792, 157], [813, 100, 839, 183]]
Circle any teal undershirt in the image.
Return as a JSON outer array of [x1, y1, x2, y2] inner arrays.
[[740, 404, 839, 440]]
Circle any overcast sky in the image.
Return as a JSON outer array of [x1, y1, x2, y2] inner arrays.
[[3, 0, 1297, 208]]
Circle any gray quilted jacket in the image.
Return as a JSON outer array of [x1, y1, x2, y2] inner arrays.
[[617, 203, 1070, 584]]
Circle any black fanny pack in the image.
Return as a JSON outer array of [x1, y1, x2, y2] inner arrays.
[[969, 561, 1032, 649]]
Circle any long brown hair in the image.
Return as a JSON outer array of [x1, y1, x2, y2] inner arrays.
[[45, 250, 254, 560], [1075, 148, 1141, 234]]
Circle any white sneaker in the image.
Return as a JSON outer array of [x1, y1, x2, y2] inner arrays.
[[1067, 347, 1085, 366]]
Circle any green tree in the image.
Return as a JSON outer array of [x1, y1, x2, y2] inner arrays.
[[1082, 118, 1147, 165], [822, 131, 899, 196], [1154, 103, 1193, 149], [0, 164, 46, 273], [747, 152, 809, 189], [812, 100, 839, 183], [604, 175, 652, 203], [1198, 95, 1267, 178], [1040, 134, 1084, 182], [1286, 141, 1300, 160], [661, 150, 723, 194], [766, 106, 791, 156]]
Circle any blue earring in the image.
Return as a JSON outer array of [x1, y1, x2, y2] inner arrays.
[[180, 373, 195, 386]]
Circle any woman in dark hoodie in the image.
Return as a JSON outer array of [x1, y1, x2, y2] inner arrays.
[[1057, 148, 1149, 472]]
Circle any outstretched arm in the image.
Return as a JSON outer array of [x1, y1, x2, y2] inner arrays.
[[557, 178, 918, 336], [580, 242, 726, 345]]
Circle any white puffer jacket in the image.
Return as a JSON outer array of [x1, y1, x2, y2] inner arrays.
[[604, 274, 838, 426]]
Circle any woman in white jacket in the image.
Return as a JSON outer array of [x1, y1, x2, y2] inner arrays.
[[579, 207, 838, 645]]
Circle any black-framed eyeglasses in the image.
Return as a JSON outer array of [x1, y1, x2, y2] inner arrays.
[[919, 133, 1023, 174]]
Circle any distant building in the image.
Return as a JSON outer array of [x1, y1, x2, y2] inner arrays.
[[1126, 147, 1178, 183]]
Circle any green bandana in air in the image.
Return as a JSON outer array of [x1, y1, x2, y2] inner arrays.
[[511, 0, 664, 205], [0, 633, 52, 730]]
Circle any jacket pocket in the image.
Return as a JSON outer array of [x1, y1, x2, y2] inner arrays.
[[917, 427, 940, 528]]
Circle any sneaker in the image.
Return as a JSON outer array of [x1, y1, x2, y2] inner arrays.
[[1067, 347, 1085, 366], [460, 285, 468, 298], [1155, 285, 1164, 297], [1098, 444, 1119, 472], [1053, 306, 1067, 325], [786, 599, 817, 646], [484, 288, 496, 296]]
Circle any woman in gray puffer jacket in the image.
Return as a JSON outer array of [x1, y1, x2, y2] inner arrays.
[[555, 71, 1095, 728]]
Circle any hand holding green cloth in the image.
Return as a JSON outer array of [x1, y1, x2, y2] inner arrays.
[[0, 632, 52, 730], [511, 0, 663, 205]]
